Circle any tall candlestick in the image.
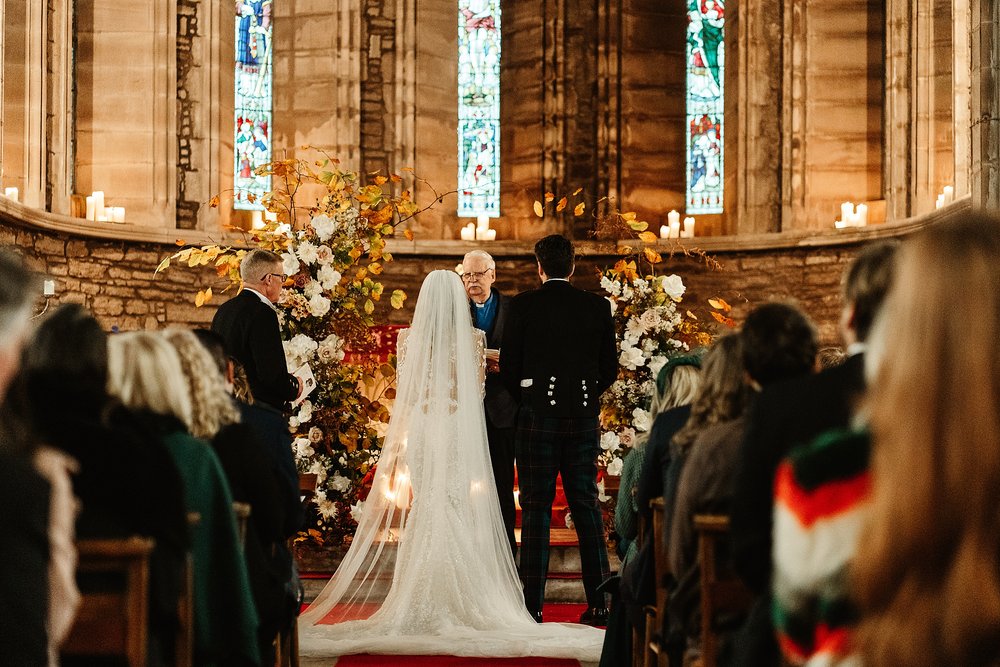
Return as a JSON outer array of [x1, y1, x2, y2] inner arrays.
[[251, 210, 264, 229], [3, 187, 18, 202]]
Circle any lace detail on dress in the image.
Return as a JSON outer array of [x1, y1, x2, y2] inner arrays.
[[474, 329, 487, 398]]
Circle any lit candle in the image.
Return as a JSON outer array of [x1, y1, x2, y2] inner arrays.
[[92, 191, 105, 216], [264, 210, 278, 222], [659, 224, 670, 239], [835, 220, 849, 229], [935, 194, 944, 209], [43, 280, 55, 296], [943, 185, 954, 203], [113, 207, 126, 223], [841, 202, 854, 225], [460, 223, 475, 241], [669, 220, 681, 239], [96, 209, 108, 222], [476, 214, 490, 232], [86, 196, 96, 221], [855, 203, 868, 226], [484, 229, 496, 241], [667, 209, 680, 226], [251, 210, 264, 229], [3, 187, 18, 202], [682, 217, 696, 238]]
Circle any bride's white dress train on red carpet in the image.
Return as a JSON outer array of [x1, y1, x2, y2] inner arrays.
[[298, 271, 603, 660]]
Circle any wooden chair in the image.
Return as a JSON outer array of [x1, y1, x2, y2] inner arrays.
[[233, 501, 252, 547], [644, 497, 672, 667], [61, 536, 155, 667], [275, 620, 299, 667], [693, 514, 753, 667], [299, 472, 318, 505], [174, 512, 200, 667]]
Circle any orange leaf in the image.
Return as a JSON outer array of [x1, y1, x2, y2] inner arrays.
[[643, 247, 663, 264], [556, 197, 568, 212], [390, 174, 402, 183], [711, 311, 737, 328], [533, 201, 544, 218], [374, 175, 388, 185], [404, 229, 414, 241], [637, 231, 658, 243], [174, 239, 186, 246], [401, 166, 414, 172], [544, 192, 555, 203], [708, 297, 732, 312], [574, 202, 586, 217], [572, 187, 583, 196], [208, 195, 220, 208]]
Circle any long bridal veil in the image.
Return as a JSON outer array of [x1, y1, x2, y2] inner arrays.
[[298, 270, 603, 660]]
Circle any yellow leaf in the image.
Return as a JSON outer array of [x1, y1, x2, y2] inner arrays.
[[556, 197, 568, 212], [574, 202, 586, 217], [155, 257, 171, 273], [643, 247, 663, 264], [533, 201, 544, 218], [628, 220, 649, 232], [390, 174, 402, 183], [404, 229, 414, 241], [573, 187, 583, 196], [686, 310, 698, 320], [208, 195, 220, 208], [195, 289, 209, 307], [401, 166, 414, 172], [622, 211, 637, 221], [544, 192, 555, 203], [374, 175, 388, 185], [638, 231, 658, 243], [369, 262, 383, 275], [708, 297, 732, 312], [711, 311, 737, 328], [364, 299, 375, 314], [390, 289, 406, 309]]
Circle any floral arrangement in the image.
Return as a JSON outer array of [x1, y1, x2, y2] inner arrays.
[[157, 155, 423, 546]]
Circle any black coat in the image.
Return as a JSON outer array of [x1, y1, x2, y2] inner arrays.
[[212, 290, 298, 411], [500, 279, 617, 419], [470, 288, 518, 429]]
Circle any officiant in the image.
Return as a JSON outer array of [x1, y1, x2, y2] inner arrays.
[[462, 250, 518, 557]]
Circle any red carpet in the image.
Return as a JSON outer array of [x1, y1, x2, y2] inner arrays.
[[335, 657, 579, 666]]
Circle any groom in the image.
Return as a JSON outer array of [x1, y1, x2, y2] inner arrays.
[[500, 234, 617, 625]]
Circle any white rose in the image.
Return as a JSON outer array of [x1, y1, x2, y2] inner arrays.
[[310, 214, 338, 241], [621, 284, 634, 301], [296, 241, 319, 265], [600, 431, 621, 452], [293, 437, 313, 458], [648, 355, 668, 378], [281, 251, 300, 276], [619, 427, 637, 448], [317, 265, 342, 291], [350, 501, 365, 522], [308, 294, 331, 317], [632, 407, 652, 432], [619, 345, 646, 371], [308, 427, 324, 444], [303, 280, 323, 299], [315, 245, 334, 265], [639, 309, 661, 331], [297, 400, 313, 424], [329, 474, 351, 493], [318, 334, 342, 363], [660, 274, 686, 301], [606, 457, 624, 476]]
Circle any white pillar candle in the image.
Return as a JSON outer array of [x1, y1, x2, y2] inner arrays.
[[484, 229, 497, 241], [43, 280, 55, 296], [835, 219, 849, 229], [841, 202, 854, 224], [476, 214, 490, 232], [251, 210, 264, 229], [113, 207, 126, 223], [3, 187, 18, 202], [856, 203, 868, 226], [669, 220, 681, 239], [86, 196, 96, 220], [460, 223, 475, 241], [943, 185, 954, 203], [659, 224, 670, 239], [92, 191, 105, 215], [96, 209, 108, 222], [682, 217, 696, 237], [935, 194, 945, 209], [667, 209, 680, 226], [264, 210, 278, 222]]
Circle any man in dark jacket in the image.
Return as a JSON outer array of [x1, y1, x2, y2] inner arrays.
[[462, 249, 519, 557], [501, 235, 618, 625]]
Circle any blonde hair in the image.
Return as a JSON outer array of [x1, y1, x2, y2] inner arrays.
[[162, 329, 240, 439], [671, 334, 747, 452], [107, 331, 193, 429], [853, 212, 1000, 666], [651, 364, 702, 416]]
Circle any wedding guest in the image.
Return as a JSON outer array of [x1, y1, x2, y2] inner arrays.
[[212, 249, 302, 412], [817, 346, 847, 370], [729, 241, 898, 665], [22, 304, 188, 666], [108, 331, 261, 667], [0, 251, 51, 667], [190, 328, 303, 662], [852, 213, 1000, 667], [462, 249, 518, 557], [670, 302, 817, 663]]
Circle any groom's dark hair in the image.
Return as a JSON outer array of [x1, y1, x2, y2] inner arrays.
[[534, 235, 574, 278]]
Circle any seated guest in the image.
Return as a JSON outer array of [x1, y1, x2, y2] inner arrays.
[[107, 332, 261, 667], [670, 303, 818, 662], [851, 213, 1000, 667], [729, 241, 898, 665], [0, 251, 56, 666], [817, 346, 847, 370], [22, 304, 188, 666], [599, 355, 703, 667]]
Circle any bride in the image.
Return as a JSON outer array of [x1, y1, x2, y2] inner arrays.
[[298, 270, 604, 660]]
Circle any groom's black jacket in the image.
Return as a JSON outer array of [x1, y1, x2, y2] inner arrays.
[[500, 279, 617, 419]]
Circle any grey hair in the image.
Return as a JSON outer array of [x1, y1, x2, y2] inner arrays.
[[0, 251, 39, 344], [107, 331, 194, 429], [240, 248, 283, 283], [462, 249, 496, 271], [162, 328, 241, 439]]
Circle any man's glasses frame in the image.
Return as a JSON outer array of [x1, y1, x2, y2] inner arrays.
[[461, 269, 494, 282]]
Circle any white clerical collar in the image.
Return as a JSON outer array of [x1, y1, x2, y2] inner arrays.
[[847, 342, 867, 356], [544, 278, 570, 283], [474, 291, 494, 308], [243, 286, 274, 307]]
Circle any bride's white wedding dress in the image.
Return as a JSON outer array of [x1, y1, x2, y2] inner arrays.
[[298, 270, 604, 660]]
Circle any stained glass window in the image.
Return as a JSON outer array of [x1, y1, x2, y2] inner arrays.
[[457, 0, 501, 218], [686, 0, 724, 214], [234, 0, 273, 210]]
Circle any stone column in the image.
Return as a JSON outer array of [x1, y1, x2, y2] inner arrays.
[[970, 0, 999, 209]]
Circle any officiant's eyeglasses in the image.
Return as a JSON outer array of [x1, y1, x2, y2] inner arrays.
[[263, 272, 286, 283], [461, 269, 493, 281]]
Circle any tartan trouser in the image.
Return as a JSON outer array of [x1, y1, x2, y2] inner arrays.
[[515, 405, 611, 611]]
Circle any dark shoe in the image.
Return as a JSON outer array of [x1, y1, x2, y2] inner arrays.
[[579, 607, 609, 626], [530, 610, 543, 623]]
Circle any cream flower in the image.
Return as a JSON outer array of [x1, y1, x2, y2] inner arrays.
[[600, 431, 621, 452], [329, 474, 351, 493], [660, 274, 686, 301], [308, 294, 332, 318], [310, 214, 338, 241], [350, 501, 365, 522], [315, 244, 334, 265], [281, 251, 300, 276], [317, 265, 342, 291], [632, 407, 652, 432], [619, 427, 637, 448], [639, 308, 661, 331], [606, 457, 624, 476], [308, 426, 324, 444], [297, 241, 319, 265], [619, 344, 646, 370]]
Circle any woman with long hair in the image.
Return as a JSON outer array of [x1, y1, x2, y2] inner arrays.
[[852, 212, 1000, 666]]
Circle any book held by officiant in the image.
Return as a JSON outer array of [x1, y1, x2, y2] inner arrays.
[[291, 363, 316, 407]]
